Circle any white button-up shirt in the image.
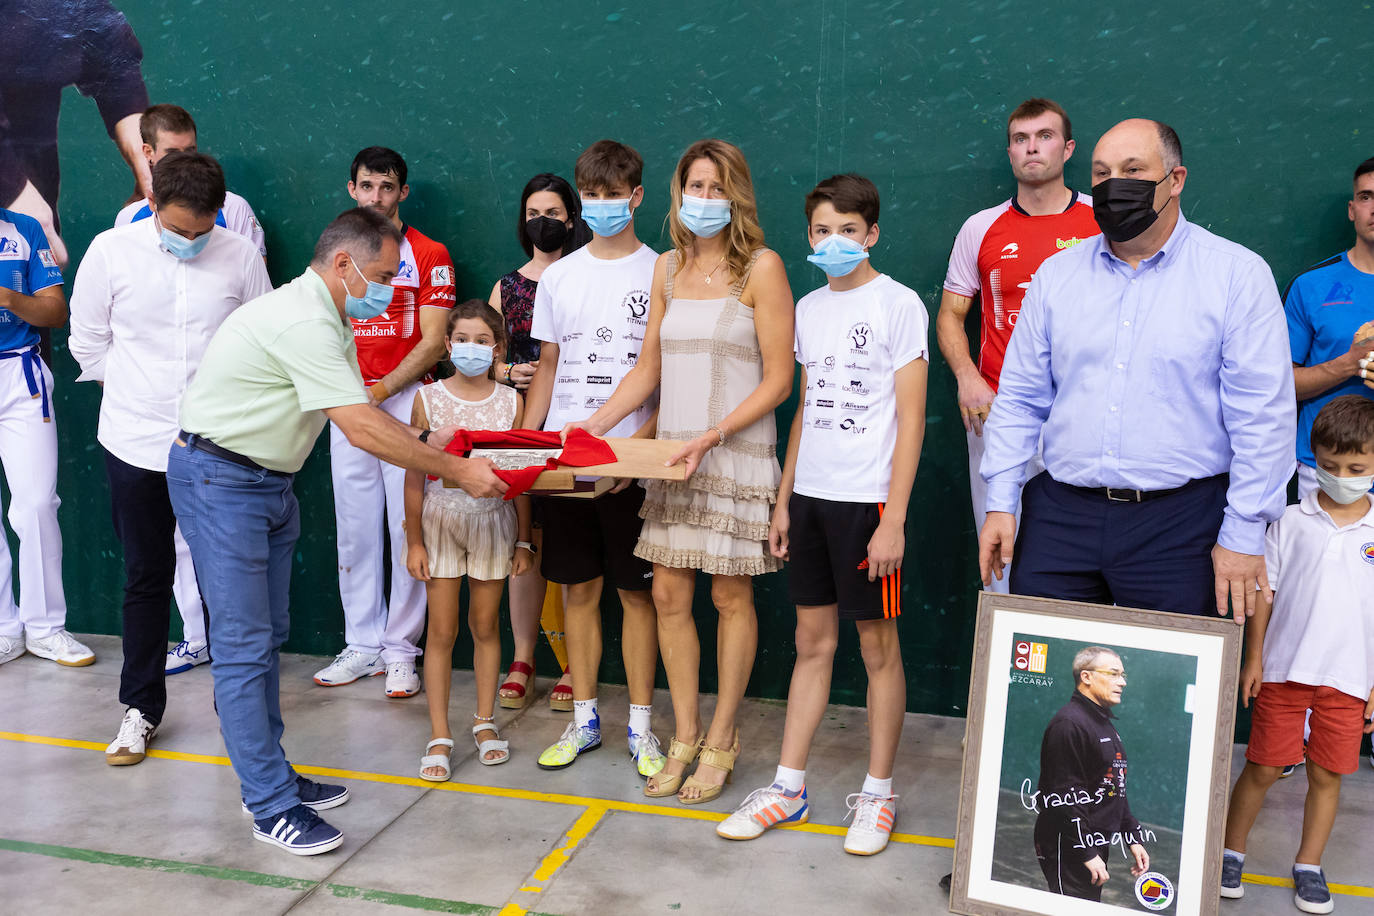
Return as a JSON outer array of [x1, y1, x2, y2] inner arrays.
[[69, 220, 273, 471]]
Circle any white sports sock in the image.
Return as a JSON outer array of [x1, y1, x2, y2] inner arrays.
[[574, 698, 598, 728], [628, 704, 652, 736], [862, 773, 894, 798], [1293, 863, 1322, 874], [774, 765, 805, 793], [1223, 848, 1245, 863]]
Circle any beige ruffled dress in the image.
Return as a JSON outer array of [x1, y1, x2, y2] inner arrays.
[[634, 249, 782, 576]]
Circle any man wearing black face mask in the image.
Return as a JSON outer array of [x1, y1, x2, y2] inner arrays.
[[978, 118, 1295, 624]]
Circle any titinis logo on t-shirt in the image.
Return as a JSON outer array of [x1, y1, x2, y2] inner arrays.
[[847, 322, 871, 354], [623, 290, 650, 324]]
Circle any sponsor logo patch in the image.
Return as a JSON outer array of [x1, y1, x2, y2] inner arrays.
[[1361, 542, 1374, 565], [430, 265, 453, 286], [1134, 872, 1174, 910], [1055, 237, 1086, 250], [38, 248, 58, 268]]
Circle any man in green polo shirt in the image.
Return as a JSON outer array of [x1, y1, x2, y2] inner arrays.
[[167, 207, 505, 856]]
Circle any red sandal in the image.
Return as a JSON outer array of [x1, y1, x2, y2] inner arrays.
[[549, 666, 574, 712], [499, 660, 534, 709]]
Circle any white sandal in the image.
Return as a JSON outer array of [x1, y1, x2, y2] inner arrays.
[[473, 717, 510, 766], [420, 737, 454, 781]]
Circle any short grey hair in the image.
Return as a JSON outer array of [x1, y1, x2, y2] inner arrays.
[[1071, 646, 1120, 682], [1155, 120, 1183, 173], [311, 207, 402, 267]]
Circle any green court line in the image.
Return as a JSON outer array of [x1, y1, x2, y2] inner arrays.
[[0, 838, 560, 915]]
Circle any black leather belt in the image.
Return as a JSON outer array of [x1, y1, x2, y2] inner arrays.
[[179, 429, 273, 473], [1060, 473, 1226, 503]]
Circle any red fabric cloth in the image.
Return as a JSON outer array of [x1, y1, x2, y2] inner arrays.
[[438, 428, 617, 499]]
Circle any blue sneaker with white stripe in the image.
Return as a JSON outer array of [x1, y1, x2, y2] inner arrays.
[[252, 804, 343, 855], [241, 774, 349, 815]]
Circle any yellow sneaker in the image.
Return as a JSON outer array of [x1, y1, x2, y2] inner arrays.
[[537, 718, 602, 770]]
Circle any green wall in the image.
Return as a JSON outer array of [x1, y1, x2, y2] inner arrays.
[[33, 0, 1373, 712]]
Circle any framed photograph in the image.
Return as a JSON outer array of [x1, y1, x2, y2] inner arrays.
[[950, 593, 1242, 916]]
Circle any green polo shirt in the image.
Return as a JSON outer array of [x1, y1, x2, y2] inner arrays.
[[179, 268, 368, 472]]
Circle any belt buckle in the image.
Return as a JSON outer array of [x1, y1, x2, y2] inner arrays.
[[1105, 487, 1141, 503]]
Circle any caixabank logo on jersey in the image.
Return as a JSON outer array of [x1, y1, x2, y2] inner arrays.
[[623, 290, 649, 325]]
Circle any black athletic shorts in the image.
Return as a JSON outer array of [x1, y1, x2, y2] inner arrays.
[[537, 483, 654, 591], [786, 493, 900, 621]]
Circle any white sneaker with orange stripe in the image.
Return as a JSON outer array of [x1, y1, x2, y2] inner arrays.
[[716, 784, 809, 840], [843, 792, 898, 855]]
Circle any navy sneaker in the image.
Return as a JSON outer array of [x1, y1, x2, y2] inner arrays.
[[1219, 852, 1244, 899], [252, 804, 343, 855], [242, 775, 349, 815], [1280, 760, 1304, 779], [1292, 866, 1334, 914]]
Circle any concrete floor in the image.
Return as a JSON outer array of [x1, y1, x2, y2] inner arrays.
[[1, 634, 1371, 915]]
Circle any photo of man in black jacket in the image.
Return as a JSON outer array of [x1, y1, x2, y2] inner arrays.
[[1031, 646, 1151, 900]]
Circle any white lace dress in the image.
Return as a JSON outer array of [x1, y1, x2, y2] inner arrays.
[[418, 381, 519, 580]]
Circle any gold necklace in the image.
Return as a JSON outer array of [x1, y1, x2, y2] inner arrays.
[[698, 253, 727, 285]]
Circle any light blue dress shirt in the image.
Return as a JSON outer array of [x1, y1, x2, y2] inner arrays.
[[981, 212, 1295, 556]]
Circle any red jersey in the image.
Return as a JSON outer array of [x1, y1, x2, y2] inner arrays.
[[943, 193, 1099, 390], [352, 224, 456, 384]]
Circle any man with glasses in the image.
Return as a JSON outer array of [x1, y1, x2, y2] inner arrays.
[[1032, 646, 1149, 901]]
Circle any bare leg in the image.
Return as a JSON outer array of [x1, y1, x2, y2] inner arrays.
[[617, 585, 659, 708], [502, 553, 545, 701], [421, 577, 463, 779], [468, 577, 506, 762], [1223, 762, 1282, 853], [646, 565, 700, 794], [855, 618, 904, 780], [564, 578, 604, 702], [681, 574, 758, 799], [778, 605, 840, 771], [1295, 761, 1342, 865]]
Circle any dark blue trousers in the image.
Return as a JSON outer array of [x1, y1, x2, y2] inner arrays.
[[1010, 472, 1228, 615]]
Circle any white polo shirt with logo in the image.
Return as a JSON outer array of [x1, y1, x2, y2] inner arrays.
[[530, 244, 659, 437], [793, 273, 929, 503], [1262, 491, 1374, 700]]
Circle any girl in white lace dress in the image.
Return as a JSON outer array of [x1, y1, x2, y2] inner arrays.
[[568, 139, 795, 804], [404, 301, 534, 780]]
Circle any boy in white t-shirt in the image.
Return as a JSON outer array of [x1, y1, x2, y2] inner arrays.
[[524, 139, 664, 777], [1220, 395, 1374, 914], [718, 174, 928, 856]]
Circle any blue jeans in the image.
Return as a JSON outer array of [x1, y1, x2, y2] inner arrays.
[[166, 439, 301, 818]]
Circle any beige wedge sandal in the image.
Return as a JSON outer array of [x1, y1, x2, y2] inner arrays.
[[644, 736, 703, 798]]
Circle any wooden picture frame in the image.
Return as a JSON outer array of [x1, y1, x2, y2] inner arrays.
[[950, 593, 1242, 916]]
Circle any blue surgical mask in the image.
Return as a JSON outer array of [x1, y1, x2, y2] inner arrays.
[[344, 257, 393, 320], [678, 194, 732, 238], [1314, 466, 1374, 505], [581, 197, 634, 237], [157, 216, 211, 260], [449, 341, 494, 377], [806, 235, 870, 277]]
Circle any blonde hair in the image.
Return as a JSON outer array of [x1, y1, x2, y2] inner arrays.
[[667, 138, 766, 285]]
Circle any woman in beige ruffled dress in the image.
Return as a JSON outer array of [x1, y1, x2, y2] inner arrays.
[[567, 139, 795, 804]]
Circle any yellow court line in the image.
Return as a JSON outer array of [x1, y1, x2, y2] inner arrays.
[[0, 729, 950, 849], [1244, 871, 1374, 899], [530, 805, 607, 882]]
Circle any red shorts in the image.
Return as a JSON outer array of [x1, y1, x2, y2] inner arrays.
[[1246, 681, 1368, 775]]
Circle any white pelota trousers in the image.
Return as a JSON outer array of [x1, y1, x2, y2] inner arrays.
[[329, 383, 425, 663]]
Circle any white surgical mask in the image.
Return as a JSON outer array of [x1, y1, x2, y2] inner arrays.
[[1314, 466, 1374, 504]]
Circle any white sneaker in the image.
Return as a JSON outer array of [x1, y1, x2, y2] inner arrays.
[[384, 661, 420, 698], [106, 708, 158, 765], [165, 640, 210, 675], [843, 792, 898, 856], [0, 634, 24, 665], [312, 649, 384, 686], [25, 630, 95, 666], [717, 784, 809, 840]]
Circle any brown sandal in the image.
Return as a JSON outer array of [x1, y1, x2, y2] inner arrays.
[[644, 736, 703, 798], [677, 730, 739, 806]]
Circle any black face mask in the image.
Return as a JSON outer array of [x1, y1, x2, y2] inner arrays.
[[526, 216, 570, 253], [1091, 174, 1173, 242]]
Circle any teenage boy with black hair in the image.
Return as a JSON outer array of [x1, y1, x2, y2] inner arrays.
[[1221, 394, 1374, 914], [719, 173, 928, 856], [523, 139, 664, 776]]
